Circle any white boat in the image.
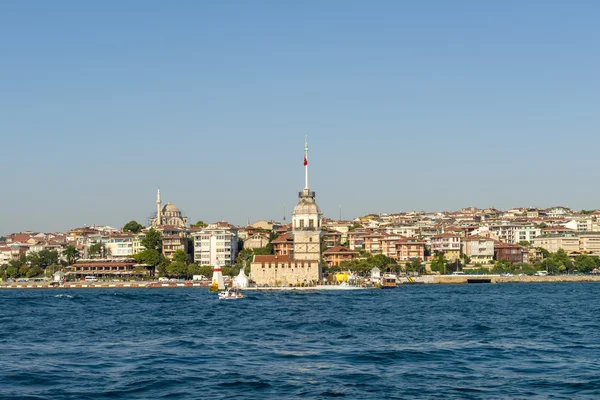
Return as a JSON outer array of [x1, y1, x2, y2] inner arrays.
[[218, 287, 245, 300]]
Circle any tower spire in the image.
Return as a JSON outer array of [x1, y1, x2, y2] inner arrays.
[[304, 136, 309, 190]]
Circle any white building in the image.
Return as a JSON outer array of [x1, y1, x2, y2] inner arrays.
[[462, 236, 495, 265], [191, 223, 239, 266], [488, 223, 540, 244], [105, 234, 135, 259]]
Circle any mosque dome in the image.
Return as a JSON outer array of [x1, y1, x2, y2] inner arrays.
[[162, 203, 181, 213]]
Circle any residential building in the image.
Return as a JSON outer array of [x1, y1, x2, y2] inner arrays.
[[488, 223, 540, 244], [191, 222, 239, 266], [243, 233, 270, 250], [430, 233, 461, 261], [323, 246, 359, 267], [395, 237, 426, 261], [322, 230, 342, 249], [157, 225, 189, 260], [531, 235, 580, 253], [105, 233, 134, 259], [494, 242, 527, 264], [272, 232, 294, 256], [579, 233, 600, 253], [463, 236, 495, 265]]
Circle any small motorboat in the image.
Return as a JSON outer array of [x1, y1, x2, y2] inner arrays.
[[218, 287, 245, 300]]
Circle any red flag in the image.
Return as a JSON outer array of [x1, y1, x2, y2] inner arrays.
[[303, 155, 308, 166]]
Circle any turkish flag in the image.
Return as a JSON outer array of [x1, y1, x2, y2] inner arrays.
[[304, 155, 308, 166]]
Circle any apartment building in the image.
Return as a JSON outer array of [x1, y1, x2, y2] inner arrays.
[[430, 233, 461, 261], [462, 235, 495, 265], [488, 223, 540, 244], [531, 235, 580, 253], [192, 222, 239, 266]]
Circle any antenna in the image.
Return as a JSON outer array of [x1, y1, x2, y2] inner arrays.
[[339, 205, 342, 221], [283, 204, 286, 222]]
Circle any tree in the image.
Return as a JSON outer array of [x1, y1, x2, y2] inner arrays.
[[538, 222, 548, 229], [191, 220, 208, 228], [134, 249, 161, 267], [405, 259, 424, 274], [552, 248, 572, 273], [167, 261, 189, 278], [27, 250, 59, 270], [62, 245, 80, 265], [430, 253, 448, 273], [172, 249, 190, 264], [141, 228, 162, 251], [537, 247, 551, 259], [574, 254, 596, 273], [123, 220, 144, 234], [88, 243, 110, 259], [518, 241, 531, 247], [235, 248, 254, 268], [27, 266, 43, 278]]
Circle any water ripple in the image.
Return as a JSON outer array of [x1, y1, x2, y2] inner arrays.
[[1, 283, 600, 398]]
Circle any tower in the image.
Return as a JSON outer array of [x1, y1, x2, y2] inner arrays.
[[292, 136, 323, 261], [156, 188, 162, 226]]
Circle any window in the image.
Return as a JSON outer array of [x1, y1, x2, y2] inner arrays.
[[309, 219, 314, 228], [300, 220, 305, 229]]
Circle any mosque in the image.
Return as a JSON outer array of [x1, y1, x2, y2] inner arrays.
[[150, 188, 188, 228], [148, 188, 189, 259], [250, 138, 323, 286]]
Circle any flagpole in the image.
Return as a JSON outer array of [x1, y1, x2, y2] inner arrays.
[[304, 136, 309, 190]]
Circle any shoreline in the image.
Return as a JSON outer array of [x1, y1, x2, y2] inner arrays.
[[2, 275, 600, 289]]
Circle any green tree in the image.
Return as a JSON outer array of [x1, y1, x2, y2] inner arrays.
[[62, 245, 80, 265], [430, 253, 448, 273], [552, 248, 572, 273], [537, 247, 551, 259], [191, 220, 208, 228], [167, 261, 189, 278], [574, 254, 596, 273], [134, 249, 161, 267], [405, 259, 424, 274], [27, 266, 44, 278], [141, 228, 162, 251], [123, 220, 144, 233], [141, 228, 162, 253], [253, 247, 272, 255], [172, 249, 190, 264], [538, 222, 548, 229], [235, 248, 254, 268], [541, 257, 559, 274], [27, 250, 59, 270], [518, 241, 531, 247]]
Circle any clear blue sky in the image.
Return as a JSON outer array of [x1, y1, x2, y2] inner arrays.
[[1, 1, 599, 235]]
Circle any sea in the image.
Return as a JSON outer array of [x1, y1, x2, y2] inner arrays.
[[1, 283, 600, 399]]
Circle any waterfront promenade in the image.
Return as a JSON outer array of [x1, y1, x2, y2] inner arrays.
[[3, 275, 600, 289]]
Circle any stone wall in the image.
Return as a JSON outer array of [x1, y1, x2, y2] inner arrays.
[[250, 261, 321, 286]]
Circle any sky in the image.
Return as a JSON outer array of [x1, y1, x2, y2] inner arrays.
[[1, 0, 599, 235]]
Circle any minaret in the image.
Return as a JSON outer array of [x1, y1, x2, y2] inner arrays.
[[156, 187, 162, 226]]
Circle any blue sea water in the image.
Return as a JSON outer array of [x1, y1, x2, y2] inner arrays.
[[1, 283, 600, 399]]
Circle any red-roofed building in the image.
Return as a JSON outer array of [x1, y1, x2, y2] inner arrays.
[[494, 242, 527, 264], [323, 246, 359, 267], [272, 232, 294, 256]]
